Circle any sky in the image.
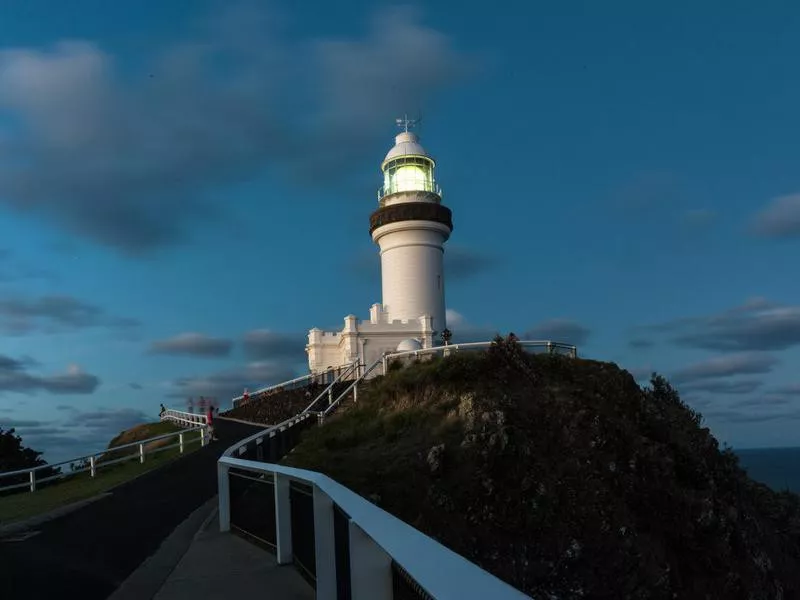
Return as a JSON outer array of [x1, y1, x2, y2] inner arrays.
[[0, 0, 799, 462]]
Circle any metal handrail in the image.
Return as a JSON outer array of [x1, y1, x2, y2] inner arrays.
[[231, 373, 317, 406], [161, 409, 207, 427], [383, 340, 577, 364], [230, 365, 356, 408], [0, 423, 207, 493], [216, 459, 530, 599], [299, 360, 359, 414], [321, 355, 385, 418]]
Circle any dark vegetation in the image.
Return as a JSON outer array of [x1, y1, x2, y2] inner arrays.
[[0, 427, 59, 491], [284, 335, 800, 600]]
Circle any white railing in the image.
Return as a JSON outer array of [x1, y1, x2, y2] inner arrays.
[[381, 339, 577, 374], [0, 424, 208, 494], [217, 457, 531, 599], [321, 355, 384, 418], [300, 360, 360, 414], [161, 409, 207, 427], [230, 365, 358, 409]]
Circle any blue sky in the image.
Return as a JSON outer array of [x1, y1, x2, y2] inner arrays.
[[1, 0, 799, 461]]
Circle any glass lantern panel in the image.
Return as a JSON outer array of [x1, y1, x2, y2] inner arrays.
[[390, 163, 431, 193]]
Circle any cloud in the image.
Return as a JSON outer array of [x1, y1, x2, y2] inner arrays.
[[0, 294, 139, 335], [0, 355, 100, 395], [63, 407, 149, 432], [640, 298, 800, 352], [670, 352, 778, 385], [525, 319, 591, 346], [773, 383, 800, 395], [627, 366, 655, 382], [440, 310, 498, 343], [2, 419, 43, 427], [629, 338, 655, 349], [242, 329, 306, 360], [445, 245, 501, 280], [751, 194, 800, 239], [167, 361, 298, 401], [149, 332, 232, 357], [0, 248, 58, 283], [129, 382, 143, 390], [0, 4, 469, 254], [702, 408, 800, 424], [682, 208, 717, 228], [445, 309, 465, 328], [679, 379, 763, 395], [732, 396, 792, 408], [614, 171, 679, 215]]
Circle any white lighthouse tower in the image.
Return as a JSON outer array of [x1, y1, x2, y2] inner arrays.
[[370, 120, 452, 330], [306, 119, 453, 374]]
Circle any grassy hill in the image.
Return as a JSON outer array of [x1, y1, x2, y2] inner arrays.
[[283, 336, 800, 600], [0, 420, 200, 526]]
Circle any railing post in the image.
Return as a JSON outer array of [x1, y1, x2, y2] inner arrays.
[[382, 354, 388, 375], [90, 456, 96, 478], [218, 462, 231, 532], [179, 433, 184, 454], [349, 521, 392, 600], [139, 443, 145, 464], [274, 473, 293, 564], [29, 470, 36, 492], [200, 428, 206, 447], [328, 387, 333, 406], [353, 382, 358, 404], [313, 486, 337, 600]]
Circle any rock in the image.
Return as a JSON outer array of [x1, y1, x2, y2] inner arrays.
[[427, 443, 446, 474]]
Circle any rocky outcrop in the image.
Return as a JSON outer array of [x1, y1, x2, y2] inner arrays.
[[284, 336, 800, 600]]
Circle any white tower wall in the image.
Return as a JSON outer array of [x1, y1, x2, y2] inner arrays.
[[372, 220, 450, 330]]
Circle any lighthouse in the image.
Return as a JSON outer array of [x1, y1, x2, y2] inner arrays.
[[306, 120, 453, 374], [370, 120, 452, 330]]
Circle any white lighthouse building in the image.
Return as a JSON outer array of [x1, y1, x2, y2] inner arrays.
[[306, 122, 453, 373]]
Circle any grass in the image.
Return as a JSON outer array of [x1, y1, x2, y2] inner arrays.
[[0, 434, 203, 527]]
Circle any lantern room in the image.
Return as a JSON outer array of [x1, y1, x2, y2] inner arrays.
[[378, 131, 441, 203]]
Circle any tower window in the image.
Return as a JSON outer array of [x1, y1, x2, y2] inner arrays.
[[437, 275, 441, 290]]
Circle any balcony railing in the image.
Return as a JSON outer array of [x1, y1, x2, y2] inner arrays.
[[378, 179, 442, 201]]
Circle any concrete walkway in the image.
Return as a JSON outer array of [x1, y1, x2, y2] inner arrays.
[[153, 507, 313, 600]]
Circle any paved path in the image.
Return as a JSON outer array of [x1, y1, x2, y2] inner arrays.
[[0, 419, 265, 600], [152, 506, 312, 600]]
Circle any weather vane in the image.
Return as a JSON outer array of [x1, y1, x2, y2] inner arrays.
[[395, 113, 419, 132]]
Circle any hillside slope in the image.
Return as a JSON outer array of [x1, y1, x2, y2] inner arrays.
[[283, 336, 800, 600]]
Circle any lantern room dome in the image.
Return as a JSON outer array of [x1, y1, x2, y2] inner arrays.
[[383, 132, 432, 166]]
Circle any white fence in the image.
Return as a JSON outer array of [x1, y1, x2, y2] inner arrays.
[[218, 448, 531, 599], [381, 339, 577, 373], [161, 408, 207, 428], [231, 363, 360, 409], [1, 416, 207, 494]]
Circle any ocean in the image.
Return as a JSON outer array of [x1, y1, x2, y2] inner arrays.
[[736, 447, 800, 494]]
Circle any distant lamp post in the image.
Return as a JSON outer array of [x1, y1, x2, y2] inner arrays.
[[441, 328, 452, 346]]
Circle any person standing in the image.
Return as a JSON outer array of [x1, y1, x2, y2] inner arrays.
[[206, 405, 218, 442]]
